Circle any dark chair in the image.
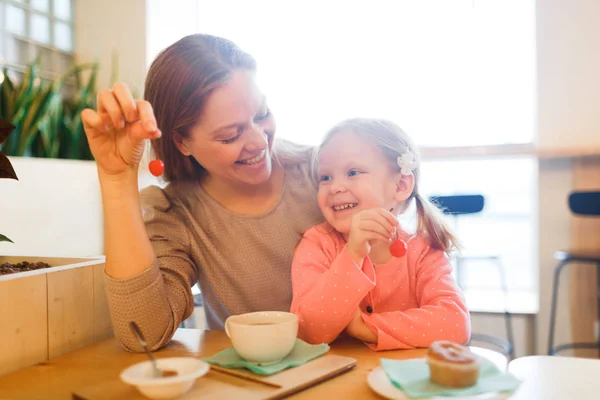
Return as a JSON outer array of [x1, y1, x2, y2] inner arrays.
[[430, 195, 484, 287], [430, 194, 515, 359], [548, 191, 600, 356]]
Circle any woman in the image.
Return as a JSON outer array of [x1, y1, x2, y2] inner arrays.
[[82, 34, 323, 351]]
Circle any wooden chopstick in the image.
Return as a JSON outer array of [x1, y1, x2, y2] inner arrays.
[[209, 364, 282, 388]]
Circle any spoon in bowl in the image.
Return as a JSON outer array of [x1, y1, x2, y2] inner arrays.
[[129, 321, 177, 378]]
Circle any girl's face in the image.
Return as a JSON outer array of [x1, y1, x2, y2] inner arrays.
[[317, 131, 413, 236], [177, 70, 276, 187]]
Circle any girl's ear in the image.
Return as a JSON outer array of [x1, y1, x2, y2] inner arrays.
[[173, 132, 192, 156], [394, 173, 415, 203]]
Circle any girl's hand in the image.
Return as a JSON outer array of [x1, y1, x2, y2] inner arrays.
[[345, 308, 377, 343], [346, 208, 400, 263], [81, 83, 162, 179]]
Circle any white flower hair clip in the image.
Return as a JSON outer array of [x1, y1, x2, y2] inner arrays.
[[397, 150, 417, 176]]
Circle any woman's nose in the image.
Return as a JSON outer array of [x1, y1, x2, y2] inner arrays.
[[244, 124, 268, 151]]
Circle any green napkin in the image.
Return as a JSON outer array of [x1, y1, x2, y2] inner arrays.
[[202, 339, 329, 375], [381, 355, 521, 398]]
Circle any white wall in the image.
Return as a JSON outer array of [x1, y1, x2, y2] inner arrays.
[[535, 0, 600, 354], [0, 158, 103, 257], [146, 0, 198, 68], [74, 0, 148, 93], [75, 0, 200, 92], [536, 0, 600, 149]]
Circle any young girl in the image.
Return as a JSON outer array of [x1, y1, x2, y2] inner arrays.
[[290, 118, 470, 351]]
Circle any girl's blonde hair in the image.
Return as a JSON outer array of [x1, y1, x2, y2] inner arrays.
[[315, 118, 460, 255]]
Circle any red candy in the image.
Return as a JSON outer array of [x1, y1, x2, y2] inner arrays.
[[149, 159, 165, 176], [390, 239, 407, 258]]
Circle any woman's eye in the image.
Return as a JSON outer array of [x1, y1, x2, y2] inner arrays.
[[255, 109, 271, 122], [220, 128, 243, 144], [348, 169, 361, 177], [221, 134, 240, 144]]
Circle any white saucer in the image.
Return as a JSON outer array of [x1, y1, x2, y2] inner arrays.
[[366, 366, 511, 400]]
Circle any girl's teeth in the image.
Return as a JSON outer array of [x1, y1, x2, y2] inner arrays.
[[333, 203, 357, 211]]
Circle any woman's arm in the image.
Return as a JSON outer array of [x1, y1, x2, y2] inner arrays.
[[103, 186, 199, 352], [100, 171, 155, 279], [83, 84, 196, 351]]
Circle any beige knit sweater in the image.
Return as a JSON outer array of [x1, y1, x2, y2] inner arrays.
[[104, 145, 324, 351]]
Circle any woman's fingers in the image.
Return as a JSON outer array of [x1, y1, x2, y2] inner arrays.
[[128, 121, 162, 141], [112, 82, 139, 123], [136, 100, 158, 133], [127, 100, 161, 140], [97, 88, 125, 129], [81, 108, 107, 139]]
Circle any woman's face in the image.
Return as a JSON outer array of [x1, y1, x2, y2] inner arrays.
[[179, 70, 276, 187]]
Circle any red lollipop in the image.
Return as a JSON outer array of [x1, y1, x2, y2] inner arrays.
[[390, 239, 407, 258]]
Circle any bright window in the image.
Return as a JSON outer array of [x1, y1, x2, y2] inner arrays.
[[0, 0, 75, 79], [192, 0, 535, 148]]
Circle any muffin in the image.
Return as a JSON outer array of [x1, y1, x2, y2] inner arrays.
[[426, 340, 479, 388]]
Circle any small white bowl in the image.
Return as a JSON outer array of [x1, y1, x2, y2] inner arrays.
[[120, 357, 210, 399]]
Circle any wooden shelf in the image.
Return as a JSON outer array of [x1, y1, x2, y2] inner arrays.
[[420, 143, 600, 160]]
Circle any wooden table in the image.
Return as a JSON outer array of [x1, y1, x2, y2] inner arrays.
[[508, 355, 600, 400], [0, 329, 506, 399]]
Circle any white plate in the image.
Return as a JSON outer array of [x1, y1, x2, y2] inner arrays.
[[367, 366, 511, 400]]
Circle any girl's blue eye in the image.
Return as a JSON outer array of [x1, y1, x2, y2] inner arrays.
[[319, 175, 331, 183], [348, 169, 361, 177]]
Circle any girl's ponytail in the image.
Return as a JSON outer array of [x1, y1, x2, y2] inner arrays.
[[414, 193, 461, 255]]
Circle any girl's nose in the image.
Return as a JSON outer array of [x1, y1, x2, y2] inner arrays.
[[330, 180, 347, 194]]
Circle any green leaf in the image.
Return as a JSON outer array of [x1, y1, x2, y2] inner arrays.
[[13, 60, 39, 115], [0, 234, 14, 243]]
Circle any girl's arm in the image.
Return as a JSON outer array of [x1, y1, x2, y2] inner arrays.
[[290, 228, 376, 344], [361, 248, 471, 351]]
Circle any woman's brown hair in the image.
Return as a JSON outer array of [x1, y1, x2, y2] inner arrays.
[[144, 34, 256, 182], [315, 118, 461, 255]]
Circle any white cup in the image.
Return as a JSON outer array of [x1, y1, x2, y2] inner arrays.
[[225, 311, 298, 365]]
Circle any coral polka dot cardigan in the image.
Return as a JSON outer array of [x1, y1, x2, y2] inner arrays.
[[290, 223, 471, 351]]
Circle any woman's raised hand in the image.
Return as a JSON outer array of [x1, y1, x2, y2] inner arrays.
[[81, 83, 161, 178]]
